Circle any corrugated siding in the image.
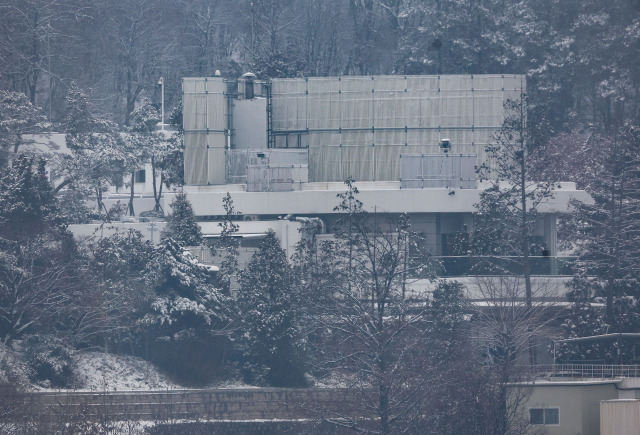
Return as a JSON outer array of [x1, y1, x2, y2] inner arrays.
[[601, 400, 640, 435]]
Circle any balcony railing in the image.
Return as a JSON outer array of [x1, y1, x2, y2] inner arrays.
[[519, 364, 640, 379], [417, 256, 577, 277]]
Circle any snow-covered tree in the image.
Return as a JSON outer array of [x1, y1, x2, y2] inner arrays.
[[306, 179, 444, 434], [0, 91, 47, 167], [473, 96, 554, 365], [57, 84, 129, 216], [83, 229, 155, 350], [161, 192, 203, 247], [0, 156, 78, 344], [143, 238, 229, 340], [148, 132, 182, 213], [123, 104, 157, 216], [236, 230, 306, 387]]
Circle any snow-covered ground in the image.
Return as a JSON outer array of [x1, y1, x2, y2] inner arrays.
[[1, 344, 256, 391], [71, 352, 181, 391], [71, 352, 255, 391]]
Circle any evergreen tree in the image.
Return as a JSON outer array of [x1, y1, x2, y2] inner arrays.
[[161, 192, 203, 247], [473, 95, 551, 315], [124, 104, 157, 216], [143, 238, 229, 340], [566, 124, 640, 337], [84, 229, 155, 350], [236, 230, 306, 387], [473, 96, 554, 366]]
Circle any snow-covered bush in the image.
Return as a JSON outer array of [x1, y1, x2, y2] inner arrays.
[[23, 334, 73, 387]]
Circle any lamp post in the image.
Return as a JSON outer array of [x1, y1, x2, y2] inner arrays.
[[158, 77, 164, 131]]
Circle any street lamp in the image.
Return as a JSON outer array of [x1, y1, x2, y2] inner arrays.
[[158, 77, 164, 131]]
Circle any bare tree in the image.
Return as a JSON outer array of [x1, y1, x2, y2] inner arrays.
[[470, 275, 564, 434], [306, 179, 443, 434]]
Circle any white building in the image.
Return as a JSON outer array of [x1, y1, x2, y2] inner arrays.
[[168, 74, 588, 279]]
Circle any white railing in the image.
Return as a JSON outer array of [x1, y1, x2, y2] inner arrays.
[[521, 364, 640, 379]]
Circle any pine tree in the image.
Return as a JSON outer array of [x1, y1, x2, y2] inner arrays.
[[124, 105, 158, 216], [236, 230, 306, 387], [161, 192, 203, 247], [85, 229, 155, 349], [473, 96, 553, 366], [143, 238, 229, 339], [568, 125, 640, 334]]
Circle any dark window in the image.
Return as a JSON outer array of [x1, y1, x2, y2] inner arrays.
[[135, 169, 146, 183], [530, 408, 559, 425], [529, 409, 544, 425], [245, 80, 254, 99], [544, 408, 559, 425]]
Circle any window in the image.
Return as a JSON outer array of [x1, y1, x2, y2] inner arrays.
[[529, 407, 559, 425], [135, 169, 146, 183]]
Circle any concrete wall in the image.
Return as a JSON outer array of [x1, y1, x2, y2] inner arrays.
[[175, 182, 588, 217], [68, 220, 303, 258], [28, 388, 363, 422]]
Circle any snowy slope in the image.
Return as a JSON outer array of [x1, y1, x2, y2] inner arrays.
[[71, 352, 181, 391]]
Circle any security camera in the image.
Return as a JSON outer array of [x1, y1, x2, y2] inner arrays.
[[440, 138, 451, 153]]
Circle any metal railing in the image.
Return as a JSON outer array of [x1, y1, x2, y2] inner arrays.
[[521, 364, 640, 379], [414, 256, 578, 277]]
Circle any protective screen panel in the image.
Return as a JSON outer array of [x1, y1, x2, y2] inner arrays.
[[269, 75, 524, 182], [183, 75, 525, 184], [183, 77, 227, 184]]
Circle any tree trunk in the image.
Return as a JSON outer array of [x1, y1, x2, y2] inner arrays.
[[128, 171, 135, 216]]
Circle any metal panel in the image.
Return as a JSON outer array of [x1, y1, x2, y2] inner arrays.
[[307, 77, 341, 130], [601, 400, 640, 435], [400, 154, 477, 189], [207, 147, 226, 185]]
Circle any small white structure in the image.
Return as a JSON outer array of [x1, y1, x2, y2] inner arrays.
[[601, 399, 640, 435]]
